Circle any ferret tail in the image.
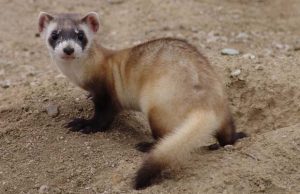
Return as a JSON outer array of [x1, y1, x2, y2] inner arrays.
[[134, 110, 219, 189]]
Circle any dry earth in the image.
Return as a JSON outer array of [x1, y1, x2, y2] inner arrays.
[[0, 0, 300, 193]]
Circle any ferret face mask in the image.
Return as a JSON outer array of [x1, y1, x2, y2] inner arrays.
[[38, 12, 99, 61]]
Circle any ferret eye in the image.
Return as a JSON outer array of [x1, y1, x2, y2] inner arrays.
[[51, 31, 59, 41], [77, 31, 84, 41]]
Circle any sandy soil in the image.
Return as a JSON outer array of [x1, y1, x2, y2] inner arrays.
[[0, 0, 300, 193]]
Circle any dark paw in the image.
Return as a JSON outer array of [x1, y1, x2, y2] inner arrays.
[[207, 143, 221, 150], [65, 118, 89, 131], [65, 118, 108, 134], [135, 142, 155, 153], [235, 132, 247, 140]]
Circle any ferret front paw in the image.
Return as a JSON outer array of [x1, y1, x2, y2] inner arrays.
[[65, 118, 108, 134]]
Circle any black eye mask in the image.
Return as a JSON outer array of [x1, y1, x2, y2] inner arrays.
[[48, 29, 88, 50]]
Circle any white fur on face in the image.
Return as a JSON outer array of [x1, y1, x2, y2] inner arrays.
[[41, 21, 96, 88], [43, 22, 57, 47]]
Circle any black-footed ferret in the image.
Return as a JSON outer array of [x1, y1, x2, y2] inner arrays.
[[38, 12, 246, 189]]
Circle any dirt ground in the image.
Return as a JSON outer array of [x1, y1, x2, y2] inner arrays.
[[0, 0, 300, 193]]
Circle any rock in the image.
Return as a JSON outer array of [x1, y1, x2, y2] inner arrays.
[[45, 103, 59, 118], [236, 32, 249, 40], [243, 53, 256, 59], [0, 80, 11, 89], [224, 145, 234, 150], [255, 65, 264, 70], [230, 69, 241, 76], [273, 43, 291, 51], [107, 0, 124, 4], [39, 185, 49, 194], [221, 48, 240, 56]]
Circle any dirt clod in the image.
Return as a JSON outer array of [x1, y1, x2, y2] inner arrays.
[[45, 103, 59, 118], [38, 185, 49, 194]]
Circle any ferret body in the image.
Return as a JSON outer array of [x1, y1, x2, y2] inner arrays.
[[38, 12, 246, 189]]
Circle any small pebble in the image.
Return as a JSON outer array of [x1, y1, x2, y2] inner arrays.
[[242, 53, 256, 59], [0, 80, 11, 89], [45, 103, 59, 118], [230, 69, 241, 76], [39, 185, 49, 194], [273, 43, 291, 51], [236, 32, 249, 40], [107, 0, 124, 4], [224, 145, 234, 150], [255, 65, 264, 70], [221, 48, 240, 56]]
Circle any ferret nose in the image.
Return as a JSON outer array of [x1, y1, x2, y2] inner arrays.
[[63, 47, 74, 55]]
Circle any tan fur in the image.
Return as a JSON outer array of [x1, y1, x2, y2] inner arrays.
[[80, 37, 230, 153], [77, 38, 232, 165], [96, 39, 226, 115], [149, 110, 219, 166]]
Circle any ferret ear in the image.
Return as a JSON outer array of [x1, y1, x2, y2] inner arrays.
[[38, 12, 54, 33], [81, 12, 100, 33]]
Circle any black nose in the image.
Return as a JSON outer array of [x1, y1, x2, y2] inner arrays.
[[63, 47, 74, 55]]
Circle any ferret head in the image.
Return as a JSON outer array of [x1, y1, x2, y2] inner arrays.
[[38, 12, 99, 61]]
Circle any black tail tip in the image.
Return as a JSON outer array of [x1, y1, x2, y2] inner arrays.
[[134, 160, 163, 190], [134, 176, 152, 190]]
